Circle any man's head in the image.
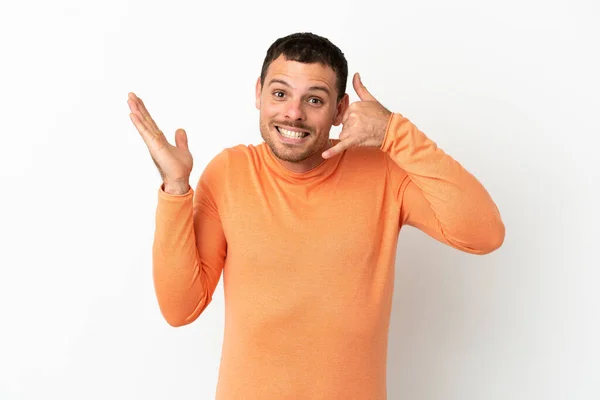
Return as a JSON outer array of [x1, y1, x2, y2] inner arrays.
[[255, 32, 349, 171]]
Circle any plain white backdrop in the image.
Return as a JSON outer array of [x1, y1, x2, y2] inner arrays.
[[1, 0, 598, 399]]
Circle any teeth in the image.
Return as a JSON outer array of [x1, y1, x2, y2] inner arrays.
[[278, 127, 307, 139]]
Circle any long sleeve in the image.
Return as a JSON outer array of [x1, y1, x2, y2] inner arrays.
[[152, 153, 227, 326], [383, 113, 505, 255]]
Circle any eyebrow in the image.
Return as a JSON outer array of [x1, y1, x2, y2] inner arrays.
[[267, 78, 331, 96]]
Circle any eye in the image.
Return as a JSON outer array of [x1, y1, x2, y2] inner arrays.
[[273, 91, 285, 98], [308, 97, 323, 105]]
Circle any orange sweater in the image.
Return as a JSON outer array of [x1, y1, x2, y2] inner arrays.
[[152, 113, 504, 399]]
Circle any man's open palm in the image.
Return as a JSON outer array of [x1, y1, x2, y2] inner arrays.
[[127, 92, 193, 184]]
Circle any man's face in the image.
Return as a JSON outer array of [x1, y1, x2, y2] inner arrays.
[[256, 55, 348, 167]]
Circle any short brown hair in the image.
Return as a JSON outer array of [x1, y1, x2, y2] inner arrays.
[[260, 32, 348, 101]]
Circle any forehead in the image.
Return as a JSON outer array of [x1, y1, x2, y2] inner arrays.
[[265, 55, 337, 94]]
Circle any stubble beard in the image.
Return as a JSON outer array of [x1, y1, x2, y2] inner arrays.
[[260, 120, 329, 163]]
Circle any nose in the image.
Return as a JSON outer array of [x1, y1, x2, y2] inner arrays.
[[285, 99, 305, 121]]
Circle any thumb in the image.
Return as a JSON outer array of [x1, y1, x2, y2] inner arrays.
[[174, 128, 189, 150], [353, 72, 377, 102]]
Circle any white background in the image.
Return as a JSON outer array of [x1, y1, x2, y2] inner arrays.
[[1, 0, 598, 399]]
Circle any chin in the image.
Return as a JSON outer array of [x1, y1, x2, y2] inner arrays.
[[260, 121, 327, 162], [270, 143, 314, 163]]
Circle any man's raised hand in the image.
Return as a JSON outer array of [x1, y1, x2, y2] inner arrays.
[[322, 73, 392, 159], [127, 92, 192, 194]]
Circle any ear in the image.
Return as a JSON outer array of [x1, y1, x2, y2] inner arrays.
[[255, 77, 262, 110], [332, 93, 349, 126]]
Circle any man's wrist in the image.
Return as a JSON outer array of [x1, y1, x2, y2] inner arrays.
[[163, 181, 190, 195]]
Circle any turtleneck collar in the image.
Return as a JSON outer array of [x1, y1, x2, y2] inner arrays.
[[258, 139, 343, 183]]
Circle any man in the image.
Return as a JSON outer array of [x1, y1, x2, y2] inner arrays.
[[127, 32, 504, 400]]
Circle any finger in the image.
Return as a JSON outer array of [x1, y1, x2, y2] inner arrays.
[[338, 125, 351, 141], [127, 92, 146, 115], [138, 98, 163, 134], [322, 138, 355, 159], [127, 93, 143, 115], [353, 72, 378, 102], [129, 112, 162, 147], [127, 96, 153, 132], [174, 128, 189, 151], [128, 93, 161, 133]]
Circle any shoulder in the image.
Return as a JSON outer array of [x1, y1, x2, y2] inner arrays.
[[204, 143, 256, 166], [200, 143, 263, 180], [337, 141, 409, 181], [336, 140, 389, 168]]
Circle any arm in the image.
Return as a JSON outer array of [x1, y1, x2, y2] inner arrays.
[[322, 73, 504, 255], [126, 92, 226, 325], [384, 113, 505, 254], [152, 154, 227, 326]]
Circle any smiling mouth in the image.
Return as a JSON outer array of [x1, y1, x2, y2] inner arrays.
[[276, 126, 310, 139]]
